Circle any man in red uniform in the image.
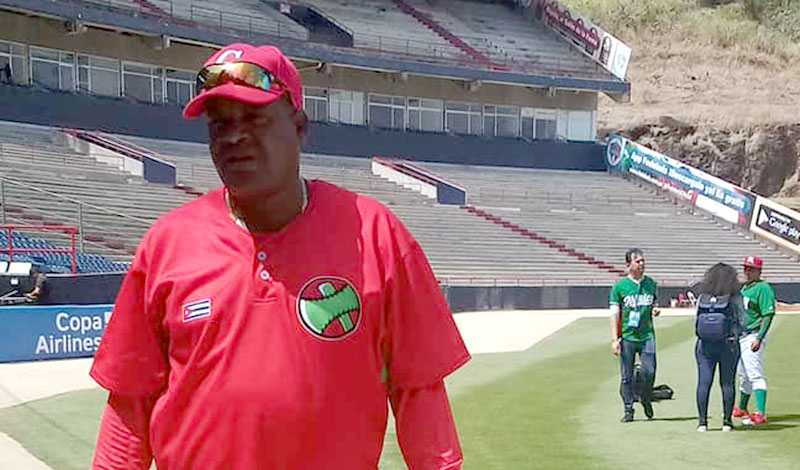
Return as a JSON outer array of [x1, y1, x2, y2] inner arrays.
[[90, 43, 470, 470]]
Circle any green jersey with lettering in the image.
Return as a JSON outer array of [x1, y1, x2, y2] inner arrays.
[[740, 280, 776, 333], [609, 276, 658, 343]]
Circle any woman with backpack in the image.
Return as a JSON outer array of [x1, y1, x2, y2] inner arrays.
[[694, 263, 744, 432]]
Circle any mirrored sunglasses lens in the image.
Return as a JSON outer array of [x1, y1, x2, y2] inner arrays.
[[196, 64, 272, 93]]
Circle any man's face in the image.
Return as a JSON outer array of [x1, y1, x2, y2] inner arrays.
[[628, 254, 645, 278], [743, 265, 761, 283], [206, 97, 303, 204]]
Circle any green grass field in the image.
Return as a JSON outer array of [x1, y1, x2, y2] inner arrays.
[[2, 315, 799, 469]]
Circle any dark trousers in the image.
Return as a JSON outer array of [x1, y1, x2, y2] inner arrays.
[[695, 338, 740, 424], [620, 338, 656, 411]]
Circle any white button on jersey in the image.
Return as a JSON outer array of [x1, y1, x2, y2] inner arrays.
[[259, 270, 270, 281], [257, 251, 267, 261]]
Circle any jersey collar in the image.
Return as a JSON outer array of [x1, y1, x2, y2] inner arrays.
[[224, 178, 308, 231]]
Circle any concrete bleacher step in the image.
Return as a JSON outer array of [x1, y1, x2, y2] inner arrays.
[[414, 161, 800, 285]]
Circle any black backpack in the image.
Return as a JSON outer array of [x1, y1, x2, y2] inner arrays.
[[695, 293, 733, 343]]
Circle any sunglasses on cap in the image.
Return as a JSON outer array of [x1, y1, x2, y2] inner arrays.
[[195, 62, 282, 95]]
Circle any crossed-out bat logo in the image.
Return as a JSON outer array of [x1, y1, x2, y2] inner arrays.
[[297, 276, 362, 340]]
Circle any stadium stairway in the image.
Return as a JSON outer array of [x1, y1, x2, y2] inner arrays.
[[404, 0, 606, 78], [462, 206, 626, 276], [132, 0, 169, 16], [389, 0, 499, 69]]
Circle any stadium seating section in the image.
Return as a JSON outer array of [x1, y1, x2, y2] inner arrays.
[[80, 0, 606, 78], [1, 120, 795, 284]]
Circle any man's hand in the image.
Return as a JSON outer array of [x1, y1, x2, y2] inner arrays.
[[751, 338, 762, 352], [652, 308, 661, 317], [611, 339, 621, 356]]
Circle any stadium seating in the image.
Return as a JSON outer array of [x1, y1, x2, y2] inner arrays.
[[71, 0, 612, 78], [0, 225, 127, 273], [0, 121, 195, 268], [305, 0, 463, 62], [414, 162, 800, 284], [82, 0, 308, 39], [403, 0, 603, 77], [156, 0, 309, 39], [102, 133, 622, 285], [4, 120, 795, 286]]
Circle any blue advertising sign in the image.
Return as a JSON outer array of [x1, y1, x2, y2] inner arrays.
[[0, 304, 113, 362], [606, 135, 756, 226]]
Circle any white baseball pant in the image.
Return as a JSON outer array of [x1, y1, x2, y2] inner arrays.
[[738, 332, 768, 394]]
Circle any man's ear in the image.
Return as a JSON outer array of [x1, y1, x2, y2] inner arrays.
[[295, 109, 309, 137]]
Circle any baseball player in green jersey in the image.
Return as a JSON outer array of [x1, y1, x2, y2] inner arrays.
[[609, 248, 661, 422], [732, 256, 776, 427]]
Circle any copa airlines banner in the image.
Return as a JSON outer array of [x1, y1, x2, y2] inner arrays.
[[0, 304, 112, 362], [534, 0, 632, 80], [606, 135, 756, 227], [750, 198, 800, 254]]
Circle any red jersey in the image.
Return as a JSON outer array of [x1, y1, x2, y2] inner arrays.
[[90, 180, 470, 469]]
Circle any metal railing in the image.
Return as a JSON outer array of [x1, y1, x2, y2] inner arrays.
[[0, 175, 151, 257], [466, 187, 664, 207], [0, 225, 79, 273]]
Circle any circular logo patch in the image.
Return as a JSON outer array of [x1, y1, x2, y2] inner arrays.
[[297, 276, 362, 340], [606, 135, 624, 168]]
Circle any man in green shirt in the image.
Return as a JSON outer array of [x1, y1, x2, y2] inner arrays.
[[732, 256, 776, 427], [609, 248, 660, 422]]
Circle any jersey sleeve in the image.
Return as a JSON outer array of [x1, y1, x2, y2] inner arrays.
[[90, 232, 168, 397], [653, 279, 659, 307], [759, 282, 776, 316], [383, 240, 470, 391], [609, 283, 621, 306], [92, 394, 155, 470], [390, 380, 463, 469]]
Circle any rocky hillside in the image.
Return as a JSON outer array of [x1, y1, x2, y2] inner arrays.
[[573, 1, 800, 207], [605, 119, 800, 207]]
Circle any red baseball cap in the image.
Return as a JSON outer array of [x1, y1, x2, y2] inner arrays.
[[743, 256, 763, 269], [182, 43, 303, 120]]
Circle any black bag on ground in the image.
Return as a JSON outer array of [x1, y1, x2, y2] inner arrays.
[[632, 363, 674, 402], [695, 293, 733, 343], [651, 384, 674, 401]]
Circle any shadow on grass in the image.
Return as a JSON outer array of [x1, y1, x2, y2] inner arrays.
[[737, 414, 800, 432], [648, 416, 697, 422], [767, 413, 800, 423], [743, 423, 798, 431]]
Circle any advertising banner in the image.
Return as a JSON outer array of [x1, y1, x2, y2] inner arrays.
[[606, 135, 756, 227], [750, 198, 800, 254], [536, 0, 632, 80], [0, 304, 113, 363]]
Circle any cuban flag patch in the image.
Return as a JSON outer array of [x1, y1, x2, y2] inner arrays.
[[183, 299, 212, 323]]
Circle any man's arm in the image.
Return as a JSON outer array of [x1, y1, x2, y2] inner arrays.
[[752, 314, 775, 351], [25, 286, 40, 301], [752, 283, 777, 351], [609, 304, 621, 356], [390, 381, 463, 470], [92, 393, 156, 470], [651, 281, 661, 316]]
